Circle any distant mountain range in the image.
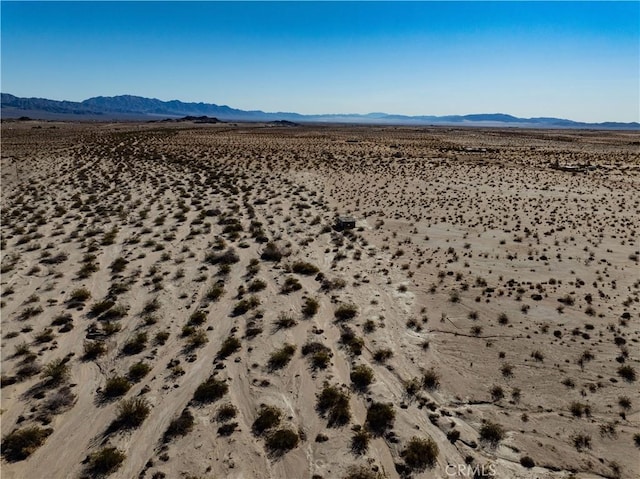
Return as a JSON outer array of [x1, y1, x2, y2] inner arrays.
[[2, 93, 638, 129]]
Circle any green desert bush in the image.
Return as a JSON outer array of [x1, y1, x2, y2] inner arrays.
[[252, 405, 282, 435], [268, 343, 296, 370], [231, 295, 260, 316], [248, 278, 267, 292], [266, 428, 299, 454], [342, 465, 384, 479], [90, 299, 115, 316], [401, 436, 439, 471], [301, 342, 332, 370], [280, 276, 302, 294], [334, 303, 358, 321], [350, 364, 374, 391], [206, 283, 225, 302], [83, 340, 106, 360], [128, 362, 151, 381], [217, 336, 241, 359], [122, 332, 147, 355], [351, 428, 371, 455], [618, 365, 636, 382], [115, 397, 150, 429], [216, 403, 238, 422], [422, 368, 440, 390], [261, 242, 283, 261], [291, 261, 319, 275], [163, 408, 195, 443], [365, 402, 395, 436], [193, 376, 228, 403], [41, 358, 69, 385], [479, 421, 505, 447], [188, 310, 207, 326], [274, 312, 297, 330], [302, 297, 319, 317], [86, 447, 126, 476], [103, 376, 132, 398], [317, 383, 351, 427], [2, 426, 52, 461], [69, 288, 91, 303]]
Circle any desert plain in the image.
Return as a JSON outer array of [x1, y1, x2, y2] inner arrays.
[[1, 120, 639, 479]]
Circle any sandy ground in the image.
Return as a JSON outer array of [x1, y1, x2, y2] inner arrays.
[[1, 120, 639, 479]]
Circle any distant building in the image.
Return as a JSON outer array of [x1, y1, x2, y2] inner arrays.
[[336, 216, 356, 230]]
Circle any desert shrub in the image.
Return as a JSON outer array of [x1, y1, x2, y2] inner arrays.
[[302, 297, 320, 317], [569, 401, 589, 418], [301, 342, 332, 370], [317, 384, 351, 427], [531, 350, 544, 362], [110, 257, 128, 273], [103, 376, 131, 398], [343, 465, 384, 479], [41, 358, 69, 385], [479, 421, 505, 447], [268, 343, 296, 370], [2, 426, 52, 461], [154, 330, 170, 345], [18, 305, 44, 321], [351, 428, 370, 455], [373, 349, 393, 363], [422, 368, 440, 390], [520, 456, 535, 468], [216, 403, 238, 422], [163, 408, 194, 442], [401, 436, 439, 471], [350, 364, 374, 391], [248, 279, 267, 292], [52, 313, 73, 327], [43, 386, 76, 414], [186, 329, 208, 349], [335, 303, 358, 321], [218, 422, 239, 436], [34, 328, 55, 344], [83, 340, 106, 360], [206, 247, 240, 265], [206, 283, 225, 302], [501, 363, 514, 378], [90, 300, 115, 316], [217, 336, 241, 359], [122, 332, 147, 355], [490, 385, 505, 402], [340, 326, 364, 356], [572, 433, 592, 451], [497, 312, 509, 325], [115, 397, 150, 429], [280, 276, 302, 294], [252, 405, 282, 435], [193, 376, 228, 403], [447, 429, 461, 443], [365, 402, 395, 436], [86, 447, 125, 476], [14, 342, 31, 357], [188, 310, 207, 326], [618, 396, 632, 410], [266, 428, 299, 453], [274, 312, 297, 330], [261, 242, 283, 261], [232, 296, 260, 316], [618, 365, 636, 382], [291, 261, 319, 275], [128, 362, 151, 381], [69, 288, 91, 303]]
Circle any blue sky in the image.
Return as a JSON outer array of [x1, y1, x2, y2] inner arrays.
[[2, 1, 638, 122]]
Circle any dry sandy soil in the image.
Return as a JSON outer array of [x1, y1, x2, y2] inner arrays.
[[1, 120, 639, 479]]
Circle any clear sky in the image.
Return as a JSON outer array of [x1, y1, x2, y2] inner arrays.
[[2, 1, 639, 122]]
